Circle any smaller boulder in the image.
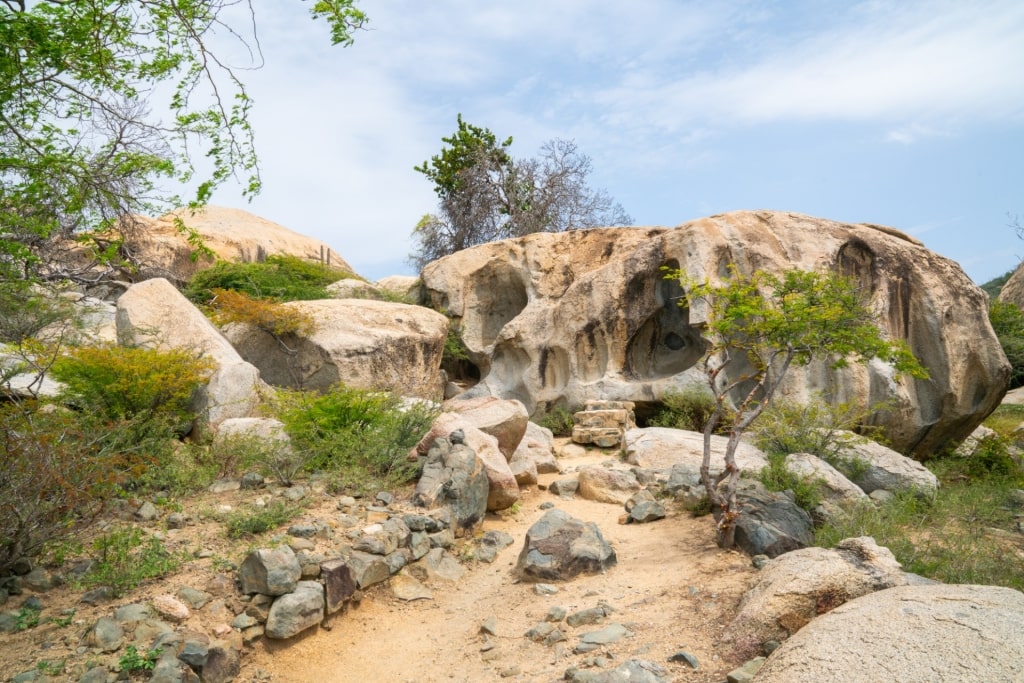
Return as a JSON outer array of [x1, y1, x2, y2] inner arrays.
[[731, 482, 814, 558], [265, 581, 324, 640], [840, 435, 939, 495], [238, 547, 301, 596], [515, 509, 616, 582], [577, 466, 641, 505]]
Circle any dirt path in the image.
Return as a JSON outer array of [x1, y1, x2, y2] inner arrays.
[[248, 460, 758, 683]]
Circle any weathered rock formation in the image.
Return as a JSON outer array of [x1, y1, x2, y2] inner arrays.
[[515, 509, 617, 582], [223, 299, 448, 400], [752, 584, 1024, 683], [421, 210, 1010, 459]]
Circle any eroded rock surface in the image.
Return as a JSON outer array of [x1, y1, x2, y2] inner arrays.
[[515, 509, 616, 582], [752, 584, 1024, 683], [421, 211, 1010, 459]]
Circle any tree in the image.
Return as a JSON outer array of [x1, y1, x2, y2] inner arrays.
[[668, 266, 928, 549], [0, 0, 366, 287], [410, 115, 632, 269], [989, 300, 1024, 389]]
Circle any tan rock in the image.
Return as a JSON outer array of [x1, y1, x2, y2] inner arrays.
[[728, 537, 908, 643], [784, 453, 868, 505], [624, 427, 768, 476], [150, 595, 191, 624], [115, 277, 265, 433], [375, 275, 421, 302], [998, 261, 1024, 309], [753, 584, 1024, 683], [421, 210, 1010, 459], [577, 466, 642, 505], [442, 396, 529, 458], [121, 206, 353, 283], [223, 299, 448, 400]]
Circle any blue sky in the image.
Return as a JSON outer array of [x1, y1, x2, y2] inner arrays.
[[204, 0, 1024, 284]]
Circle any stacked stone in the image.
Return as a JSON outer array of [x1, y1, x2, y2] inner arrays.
[[571, 400, 636, 449]]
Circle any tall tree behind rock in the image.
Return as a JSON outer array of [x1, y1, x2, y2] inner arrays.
[[410, 115, 632, 270]]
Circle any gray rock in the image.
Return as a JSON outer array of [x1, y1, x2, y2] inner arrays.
[[77, 665, 110, 683], [166, 512, 188, 530], [345, 550, 391, 589], [475, 530, 515, 563], [201, 641, 241, 683], [841, 436, 939, 495], [413, 438, 490, 534], [238, 547, 301, 596], [566, 605, 611, 627], [515, 509, 616, 582], [627, 499, 666, 524], [731, 482, 813, 558], [726, 657, 765, 683], [567, 660, 668, 683], [178, 629, 210, 668], [265, 581, 324, 639], [88, 617, 124, 652], [549, 478, 579, 498], [287, 523, 317, 539], [176, 587, 211, 610], [136, 501, 159, 521], [579, 623, 632, 645], [753, 584, 1024, 683], [149, 650, 196, 683]]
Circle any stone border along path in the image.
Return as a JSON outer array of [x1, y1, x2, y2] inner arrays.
[[247, 457, 759, 683]]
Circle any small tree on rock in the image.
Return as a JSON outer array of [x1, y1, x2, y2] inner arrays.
[[667, 266, 928, 548]]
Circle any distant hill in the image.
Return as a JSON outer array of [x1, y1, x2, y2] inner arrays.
[[981, 268, 1016, 299]]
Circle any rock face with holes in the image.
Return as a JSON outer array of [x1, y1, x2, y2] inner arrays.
[[420, 210, 1010, 459]]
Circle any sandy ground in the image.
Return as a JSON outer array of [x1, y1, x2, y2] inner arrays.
[[247, 458, 758, 683]]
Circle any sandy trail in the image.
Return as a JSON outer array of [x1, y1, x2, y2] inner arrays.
[[248, 460, 758, 683]]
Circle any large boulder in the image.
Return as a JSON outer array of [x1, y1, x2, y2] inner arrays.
[[116, 277, 265, 433], [625, 427, 768, 476], [752, 584, 1024, 683], [728, 537, 908, 644], [442, 396, 529, 458], [840, 435, 939, 494], [514, 509, 617, 582], [120, 206, 353, 283], [223, 298, 448, 400], [420, 211, 1010, 459]]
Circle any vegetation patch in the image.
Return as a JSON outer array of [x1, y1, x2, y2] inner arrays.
[[224, 500, 304, 539], [74, 526, 183, 597], [184, 254, 351, 304]]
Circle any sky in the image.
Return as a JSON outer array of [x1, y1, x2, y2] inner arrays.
[[201, 0, 1024, 284]]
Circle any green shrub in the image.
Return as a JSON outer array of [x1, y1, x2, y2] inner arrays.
[[224, 500, 303, 539], [750, 396, 875, 481], [184, 254, 349, 304], [649, 385, 728, 433], [816, 458, 1024, 590], [759, 453, 824, 513], [50, 344, 214, 422], [76, 526, 182, 596], [274, 385, 438, 491], [537, 405, 576, 437], [119, 645, 161, 673], [983, 403, 1024, 439], [989, 300, 1024, 389]]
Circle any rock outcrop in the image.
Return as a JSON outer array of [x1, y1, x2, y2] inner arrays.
[[752, 584, 1024, 683], [120, 206, 353, 283], [421, 211, 1010, 459], [223, 299, 448, 400], [998, 261, 1024, 309]]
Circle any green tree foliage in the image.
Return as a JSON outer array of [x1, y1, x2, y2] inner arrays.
[[980, 269, 1015, 299], [0, 0, 365, 285], [667, 266, 928, 548], [989, 300, 1024, 389], [410, 115, 632, 269]]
